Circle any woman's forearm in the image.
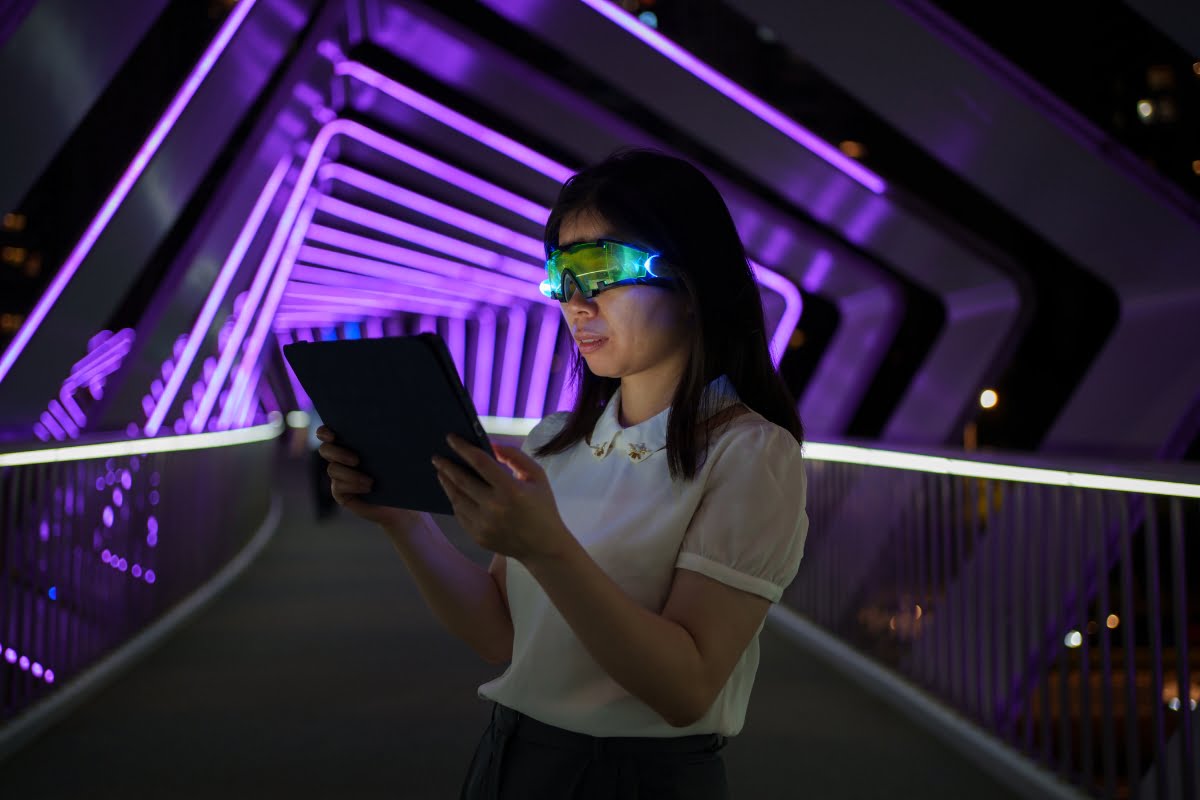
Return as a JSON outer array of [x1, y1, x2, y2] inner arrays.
[[522, 528, 708, 727], [383, 515, 513, 665]]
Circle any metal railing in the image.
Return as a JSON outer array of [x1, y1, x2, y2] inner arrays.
[[788, 442, 1200, 800], [0, 421, 282, 724]]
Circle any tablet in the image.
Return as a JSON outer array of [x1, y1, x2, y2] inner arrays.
[[282, 333, 494, 515]]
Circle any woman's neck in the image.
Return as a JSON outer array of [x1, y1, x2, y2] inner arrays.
[[617, 360, 687, 427]]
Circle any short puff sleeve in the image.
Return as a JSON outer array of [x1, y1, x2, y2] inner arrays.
[[675, 422, 808, 603]]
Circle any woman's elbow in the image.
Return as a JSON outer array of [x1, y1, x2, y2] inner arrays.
[[661, 688, 714, 728], [480, 628, 513, 665], [483, 647, 512, 666]]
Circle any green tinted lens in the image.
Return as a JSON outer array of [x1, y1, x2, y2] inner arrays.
[[542, 241, 663, 300]]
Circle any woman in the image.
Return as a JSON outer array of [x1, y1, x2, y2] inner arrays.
[[317, 149, 809, 798]]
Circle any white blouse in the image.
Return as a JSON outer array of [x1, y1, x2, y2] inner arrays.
[[477, 374, 809, 737]]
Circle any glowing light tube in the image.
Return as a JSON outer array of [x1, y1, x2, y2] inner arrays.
[[0, 0, 260, 386], [147, 157, 292, 436], [0, 418, 283, 468], [318, 163, 545, 259], [217, 202, 317, 430], [302, 227, 551, 301], [315, 195, 542, 281], [333, 61, 575, 184], [574, 0, 885, 194], [802, 442, 1200, 499]]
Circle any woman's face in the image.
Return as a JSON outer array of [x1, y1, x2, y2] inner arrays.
[[555, 211, 693, 381]]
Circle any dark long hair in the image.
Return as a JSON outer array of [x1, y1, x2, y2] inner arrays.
[[533, 148, 803, 481]]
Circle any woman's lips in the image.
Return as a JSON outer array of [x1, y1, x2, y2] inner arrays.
[[577, 337, 608, 354]]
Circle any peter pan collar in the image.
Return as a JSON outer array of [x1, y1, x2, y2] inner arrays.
[[586, 374, 742, 463]]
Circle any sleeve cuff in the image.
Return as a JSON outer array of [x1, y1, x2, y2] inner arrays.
[[675, 552, 783, 603]]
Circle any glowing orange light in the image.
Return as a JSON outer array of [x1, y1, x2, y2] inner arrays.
[[839, 140, 866, 159]]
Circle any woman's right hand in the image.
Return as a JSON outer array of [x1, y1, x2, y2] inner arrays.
[[316, 426, 426, 532]]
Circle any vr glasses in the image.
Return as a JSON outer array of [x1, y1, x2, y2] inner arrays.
[[539, 239, 677, 302]]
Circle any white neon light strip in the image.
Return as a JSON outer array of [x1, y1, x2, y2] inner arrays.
[[803, 442, 1200, 499], [9, 413, 1190, 497], [0, 419, 283, 468], [478, 416, 539, 437], [0, 0, 259, 386]]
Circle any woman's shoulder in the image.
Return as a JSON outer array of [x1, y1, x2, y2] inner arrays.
[[524, 411, 572, 450], [706, 405, 802, 461]]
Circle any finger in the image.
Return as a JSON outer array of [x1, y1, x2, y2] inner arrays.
[[327, 463, 372, 486], [434, 458, 489, 507], [436, 468, 480, 515], [330, 474, 372, 495], [492, 444, 542, 482], [331, 482, 372, 509], [318, 443, 360, 466], [445, 435, 511, 487], [316, 426, 334, 442]]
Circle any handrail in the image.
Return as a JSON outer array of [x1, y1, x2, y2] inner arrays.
[[0, 418, 282, 725], [791, 445, 1198, 799]]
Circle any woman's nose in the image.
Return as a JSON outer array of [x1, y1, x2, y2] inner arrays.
[[563, 286, 595, 312]]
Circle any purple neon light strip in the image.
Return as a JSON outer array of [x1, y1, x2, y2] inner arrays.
[[41, 330, 134, 439], [231, 361, 263, 429], [39, 411, 66, 440], [48, 400, 78, 436], [319, 86, 796, 388], [303, 201, 546, 418], [474, 307, 497, 414], [0, 0, 260, 386], [212, 114, 556, 432], [326, 119, 549, 223], [302, 228, 554, 302], [524, 305, 561, 418], [273, 314, 370, 329], [146, 156, 292, 436], [67, 342, 131, 391], [316, 195, 543, 282], [68, 328, 132, 383], [274, 330, 310, 409], [291, 254, 524, 304], [217, 202, 317, 430], [334, 61, 575, 184], [58, 390, 87, 428], [318, 163, 544, 259], [748, 260, 803, 368], [497, 305, 527, 418], [321, 147, 792, 383], [281, 286, 475, 317], [576, 0, 884, 195], [448, 317, 467, 381], [191, 149, 324, 434]]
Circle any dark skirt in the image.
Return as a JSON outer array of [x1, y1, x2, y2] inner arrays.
[[459, 702, 731, 800]]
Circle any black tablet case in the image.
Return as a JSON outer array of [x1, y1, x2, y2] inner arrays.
[[282, 334, 494, 515]]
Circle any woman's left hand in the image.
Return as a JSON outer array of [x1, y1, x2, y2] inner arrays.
[[433, 434, 573, 563]]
